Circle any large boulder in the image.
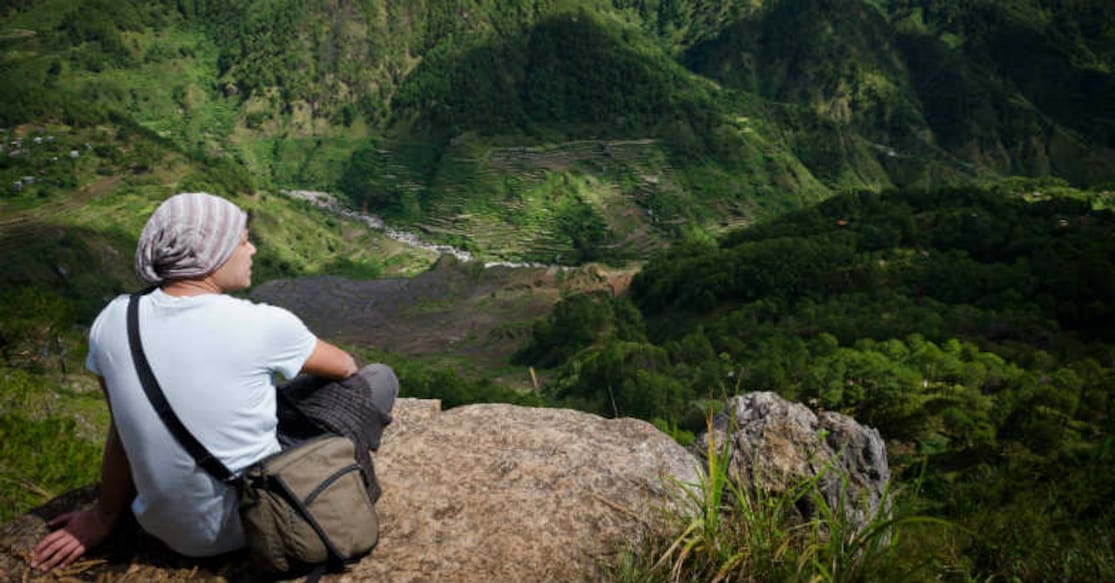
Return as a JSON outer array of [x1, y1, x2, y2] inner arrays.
[[1, 393, 889, 581], [1, 399, 701, 582], [695, 392, 890, 531], [362, 399, 700, 582]]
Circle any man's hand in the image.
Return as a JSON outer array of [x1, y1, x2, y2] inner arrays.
[[30, 508, 114, 572], [32, 382, 132, 572]]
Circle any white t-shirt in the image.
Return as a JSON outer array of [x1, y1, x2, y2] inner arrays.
[[86, 289, 317, 556]]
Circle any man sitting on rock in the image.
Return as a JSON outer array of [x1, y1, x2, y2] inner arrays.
[[31, 192, 397, 571]]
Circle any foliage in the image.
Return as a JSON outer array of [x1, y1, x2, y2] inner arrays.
[[357, 349, 545, 410], [0, 361, 108, 523], [391, 5, 720, 137], [6, 0, 1113, 263], [325, 257, 383, 280], [614, 418, 947, 583], [553, 194, 615, 263], [520, 184, 1115, 581], [935, 440, 1115, 583], [0, 408, 101, 523], [513, 291, 632, 368], [0, 288, 76, 370], [897, 0, 1115, 151], [338, 140, 404, 212], [1, 2, 1113, 577]]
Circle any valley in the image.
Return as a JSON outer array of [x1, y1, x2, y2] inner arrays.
[[252, 254, 636, 390], [2, 1, 1113, 581]]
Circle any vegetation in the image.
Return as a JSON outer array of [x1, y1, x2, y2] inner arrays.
[[516, 182, 1114, 582], [5, 0, 1112, 260], [0, 412, 101, 521], [1, 1, 1112, 579], [613, 423, 948, 583], [357, 348, 546, 411]]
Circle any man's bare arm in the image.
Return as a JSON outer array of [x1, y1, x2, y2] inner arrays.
[[31, 378, 133, 571], [300, 339, 358, 380]]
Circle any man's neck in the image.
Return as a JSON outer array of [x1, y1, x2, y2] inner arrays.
[[161, 277, 222, 297]]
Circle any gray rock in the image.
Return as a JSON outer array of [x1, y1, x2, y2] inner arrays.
[[359, 400, 700, 583], [1, 399, 701, 582], [694, 391, 890, 531]]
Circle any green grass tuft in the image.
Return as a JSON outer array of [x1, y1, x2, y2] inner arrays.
[[614, 415, 950, 583]]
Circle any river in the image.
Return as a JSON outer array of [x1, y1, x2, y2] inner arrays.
[[280, 189, 557, 269]]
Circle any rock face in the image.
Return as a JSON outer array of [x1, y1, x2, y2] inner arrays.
[[362, 400, 700, 583], [0, 399, 701, 582], [695, 392, 890, 531], [1, 393, 889, 582]]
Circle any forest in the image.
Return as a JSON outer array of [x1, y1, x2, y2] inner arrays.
[[512, 181, 1114, 580]]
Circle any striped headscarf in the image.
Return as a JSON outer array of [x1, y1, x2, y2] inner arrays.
[[135, 192, 248, 284]]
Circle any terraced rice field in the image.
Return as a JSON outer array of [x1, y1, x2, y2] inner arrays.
[[375, 137, 684, 262]]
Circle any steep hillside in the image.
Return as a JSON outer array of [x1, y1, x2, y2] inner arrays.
[[684, 0, 1113, 188], [896, 0, 1115, 148], [4, 0, 1110, 261]]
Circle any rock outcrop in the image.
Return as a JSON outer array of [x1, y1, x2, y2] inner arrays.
[[1, 399, 701, 582], [1, 392, 889, 582], [695, 392, 890, 531], [359, 399, 700, 582]]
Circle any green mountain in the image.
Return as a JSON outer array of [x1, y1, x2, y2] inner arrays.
[[3, 0, 1111, 261]]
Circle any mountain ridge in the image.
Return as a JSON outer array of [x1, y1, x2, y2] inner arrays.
[[3, 0, 1112, 262]]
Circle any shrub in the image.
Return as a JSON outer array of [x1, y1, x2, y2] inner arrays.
[[614, 417, 949, 583]]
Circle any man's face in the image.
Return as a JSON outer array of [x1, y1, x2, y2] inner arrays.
[[210, 228, 256, 292]]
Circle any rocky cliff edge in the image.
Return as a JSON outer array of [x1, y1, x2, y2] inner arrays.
[[1, 399, 700, 582], [1, 393, 889, 582]]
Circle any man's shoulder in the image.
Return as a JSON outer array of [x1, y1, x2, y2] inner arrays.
[[105, 293, 133, 310], [206, 295, 313, 352], [211, 293, 289, 312], [91, 293, 132, 325], [209, 294, 302, 324]]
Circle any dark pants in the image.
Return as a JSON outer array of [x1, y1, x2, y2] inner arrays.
[[275, 363, 398, 502], [277, 363, 398, 448]]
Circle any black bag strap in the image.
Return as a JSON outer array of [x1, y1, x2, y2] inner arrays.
[[127, 293, 238, 483]]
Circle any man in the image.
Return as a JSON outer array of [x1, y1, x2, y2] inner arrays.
[[31, 192, 396, 571]]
